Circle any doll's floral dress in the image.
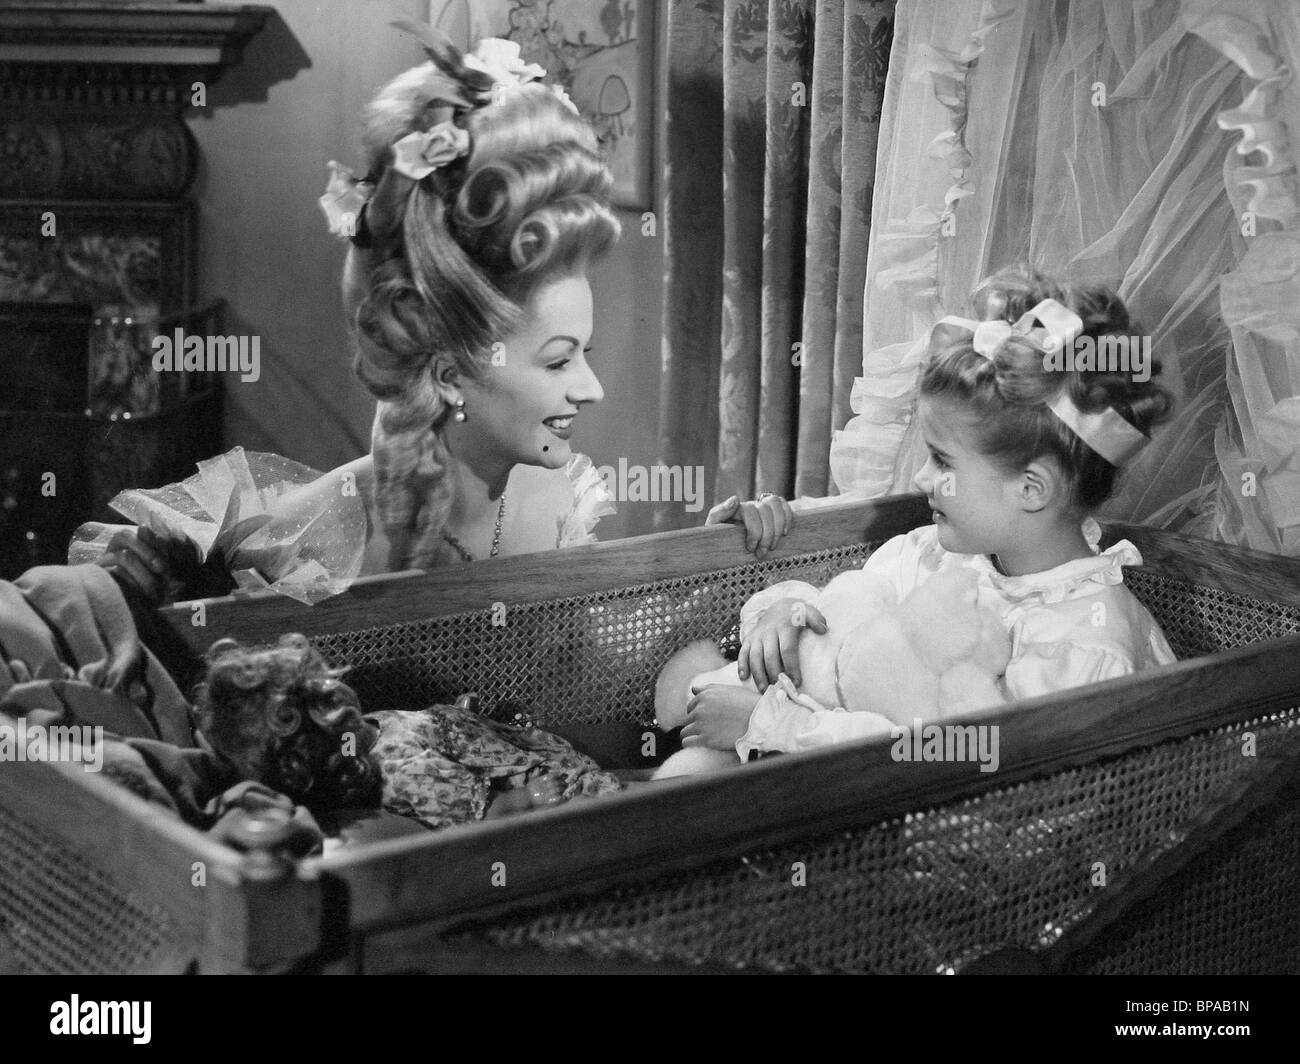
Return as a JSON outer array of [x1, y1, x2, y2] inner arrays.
[[365, 452, 621, 830], [367, 704, 623, 830]]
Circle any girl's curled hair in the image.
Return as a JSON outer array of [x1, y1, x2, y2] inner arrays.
[[195, 634, 382, 811], [919, 265, 1174, 511]]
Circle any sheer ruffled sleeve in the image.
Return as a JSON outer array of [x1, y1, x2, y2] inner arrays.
[[68, 447, 367, 605], [555, 454, 617, 549]]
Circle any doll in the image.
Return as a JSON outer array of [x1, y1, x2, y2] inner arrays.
[[196, 634, 623, 830], [195, 635, 384, 812]]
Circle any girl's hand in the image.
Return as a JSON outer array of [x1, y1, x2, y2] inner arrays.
[[681, 684, 762, 751], [92, 525, 180, 605], [707, 493, 795, 559], [739, 596, 827, 691]]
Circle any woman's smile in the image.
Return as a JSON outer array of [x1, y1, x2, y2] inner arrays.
[[543, 412, 577, 439]]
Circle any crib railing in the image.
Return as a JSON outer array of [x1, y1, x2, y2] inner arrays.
[[0, 723, 320, 974], [308, 641, 1300, 974], [3, 495, 1298, 973]]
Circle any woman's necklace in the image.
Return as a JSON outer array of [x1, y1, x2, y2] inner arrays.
[[440, 491, 507, 563]]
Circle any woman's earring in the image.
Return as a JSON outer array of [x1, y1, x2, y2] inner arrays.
[[453, 398, 467, 424]]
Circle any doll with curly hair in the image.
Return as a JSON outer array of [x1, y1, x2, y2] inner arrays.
[[195, 634, 622, 830], [195, 635, 384, 814]]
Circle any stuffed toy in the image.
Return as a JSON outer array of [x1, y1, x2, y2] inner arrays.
[[653, 567, 1011, 778]]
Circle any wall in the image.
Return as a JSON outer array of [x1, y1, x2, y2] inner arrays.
[[191, 0, 664, 539]]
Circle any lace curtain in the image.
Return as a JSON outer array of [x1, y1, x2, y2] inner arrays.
[[831, 0, 1300, 555], [657, 0, 897, 528]]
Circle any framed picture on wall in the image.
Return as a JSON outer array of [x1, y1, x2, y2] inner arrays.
[[428, 0, 656, 210]]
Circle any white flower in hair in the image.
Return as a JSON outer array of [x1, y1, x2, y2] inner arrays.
[[464, 38, 547, 102], [392, 121, 471, 180]]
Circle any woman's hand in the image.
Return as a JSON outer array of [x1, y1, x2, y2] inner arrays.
[[706, 493, 794, 559], [680, 684, 763, 751], [93, 526, 179, 605], [739, 596, 827, 691]]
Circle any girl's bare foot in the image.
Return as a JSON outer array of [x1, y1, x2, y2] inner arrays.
[[484, 775, 565, 819]]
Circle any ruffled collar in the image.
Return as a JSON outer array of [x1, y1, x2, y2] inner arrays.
[[965, 518, 1144, 605], [556, 453, 616, 548]]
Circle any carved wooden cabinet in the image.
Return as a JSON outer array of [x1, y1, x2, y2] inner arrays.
[[0, 2, 269, 576]]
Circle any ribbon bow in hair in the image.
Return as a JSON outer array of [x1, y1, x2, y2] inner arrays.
[[933, 299, 1085, 357], [929, 298, 1149, 467]]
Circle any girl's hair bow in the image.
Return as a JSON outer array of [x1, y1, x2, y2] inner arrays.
[[929, 298, 1149, 467], [933, 298, 1084, 358]]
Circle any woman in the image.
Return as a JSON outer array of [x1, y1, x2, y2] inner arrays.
[[95, 32, 792, 601]]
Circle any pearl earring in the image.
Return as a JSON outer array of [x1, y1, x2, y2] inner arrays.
[[453, 398, 467, 423]]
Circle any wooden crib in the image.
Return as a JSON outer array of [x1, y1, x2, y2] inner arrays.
[[2, 494, 1299, 974]]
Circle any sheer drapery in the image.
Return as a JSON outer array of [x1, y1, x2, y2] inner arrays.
[[658, 0, 896, 529], [832, 0, 1300, 555]]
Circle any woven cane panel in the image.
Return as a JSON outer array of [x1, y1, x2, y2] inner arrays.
[[463, 710, 1300, 973], [311, 559, 1300, 731], [0, 803, 173, 974], [1067, 793, 1300, 974], [314, 544, 879, 727], [1123, 568, 1300, 658]]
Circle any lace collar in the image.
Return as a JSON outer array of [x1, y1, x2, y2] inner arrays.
[[965, 518, 1144, 604]]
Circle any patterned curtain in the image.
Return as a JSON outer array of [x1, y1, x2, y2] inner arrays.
[[657, 0, 896, 528]]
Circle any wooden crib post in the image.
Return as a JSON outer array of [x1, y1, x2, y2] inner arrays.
[[0, 714, 323, 975]]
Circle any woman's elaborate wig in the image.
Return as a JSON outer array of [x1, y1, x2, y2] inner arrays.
[[195, 634, 382, 811], [919, 265, 1174, 511], [342, 30, 620, 568]]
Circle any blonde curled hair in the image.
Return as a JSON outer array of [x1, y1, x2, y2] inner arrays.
[[347, 47, 620, 568]]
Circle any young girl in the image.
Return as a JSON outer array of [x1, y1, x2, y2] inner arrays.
[[665, 267, 1177, 764]]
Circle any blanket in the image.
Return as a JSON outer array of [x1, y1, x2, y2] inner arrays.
[[0, 564, 320, 851]]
